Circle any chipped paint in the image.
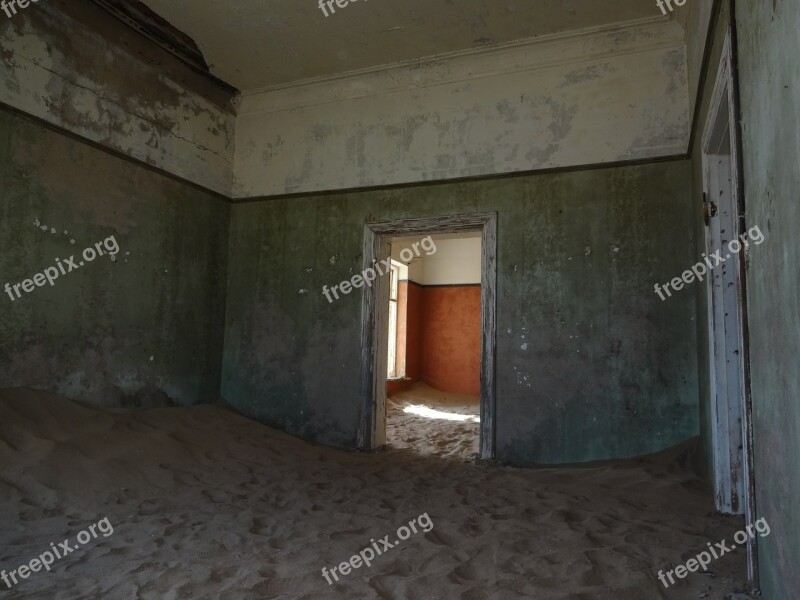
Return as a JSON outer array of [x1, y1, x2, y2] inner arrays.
[[234, 19, 689, 197], [0, 2, 236, 195], [0, 106, 230, 408], [223, 160, 700, 463]]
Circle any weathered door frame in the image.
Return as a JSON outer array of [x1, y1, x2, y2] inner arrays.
[[357, 212, 497, 460], [701, 28, 757, 582]]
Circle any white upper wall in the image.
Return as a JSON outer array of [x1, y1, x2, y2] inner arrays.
[[234, 17, 690, 198], [675, 0, 714, 117], [392, 235, 481, 286], [2, 6, 694, 199], [0, 3, 236, 196], [390, 239, 426, 283]]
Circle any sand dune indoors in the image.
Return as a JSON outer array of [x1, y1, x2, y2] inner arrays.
[[0, 388, 755, 600]]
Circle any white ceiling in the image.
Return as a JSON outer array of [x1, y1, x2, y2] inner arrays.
[[140, 0, 661, 91]]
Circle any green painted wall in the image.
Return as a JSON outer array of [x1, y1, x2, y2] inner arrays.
[[0, 107, 230, 407], [223, 160, 700, 463], [736, 1, 800, 597]]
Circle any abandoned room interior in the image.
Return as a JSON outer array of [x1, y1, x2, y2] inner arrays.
[[0, 0, 797, 598]]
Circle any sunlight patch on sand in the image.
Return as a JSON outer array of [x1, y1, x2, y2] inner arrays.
[[402, 404, 480, 422]]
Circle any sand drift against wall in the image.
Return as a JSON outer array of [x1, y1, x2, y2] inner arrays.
[[0, 388, 757, 599]]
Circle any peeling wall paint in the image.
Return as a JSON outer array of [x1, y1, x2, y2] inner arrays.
[[0, 106, 229, 407], [0, 1, 705, 468], [1, 5, 690, 202], [0, 1, 236, 196], [234, 19, 690, 198], [222, 160, 700, 463]]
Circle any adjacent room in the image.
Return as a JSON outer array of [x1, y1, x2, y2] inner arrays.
[[385, 233, 482, 459], [0, 1, 797, 599]]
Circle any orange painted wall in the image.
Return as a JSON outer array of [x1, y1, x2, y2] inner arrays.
[[387, 283, 480, 397], [420, 285, 481, 396]]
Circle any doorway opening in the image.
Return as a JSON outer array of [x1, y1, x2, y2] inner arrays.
[[701, 29, 757, 582], [357, 213, 497, 460], [384, 232, 482, 459]]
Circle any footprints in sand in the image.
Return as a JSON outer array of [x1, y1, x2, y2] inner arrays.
[[329, 527, 368, 541], [0, 391, 755, 600], [137, 499, 163, 516], [201, 489, 234, 504], [447, 563, 476, 584]]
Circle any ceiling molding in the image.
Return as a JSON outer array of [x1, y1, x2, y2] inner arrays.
[[239, 16, 683, 115]]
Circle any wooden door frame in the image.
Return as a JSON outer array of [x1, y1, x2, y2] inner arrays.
[[701, 28, 757, 583], [357, 212, 498, 460]]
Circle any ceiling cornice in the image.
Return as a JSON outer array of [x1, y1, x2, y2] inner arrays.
[[239, 15, 684, 115]]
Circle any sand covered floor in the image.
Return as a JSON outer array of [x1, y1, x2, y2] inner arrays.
[[0, 388, 755, 600], [387, 383, 480, 459]]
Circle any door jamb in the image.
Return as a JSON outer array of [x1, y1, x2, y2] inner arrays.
[[357, 212, 498, 460], [701, 28, 757, 584]]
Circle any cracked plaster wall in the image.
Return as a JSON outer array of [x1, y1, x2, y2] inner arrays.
[[0, 1, 236, 196], [223, 160, 700, 462], [235, 19, 691, 198], [0, 2, 232, 408]]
